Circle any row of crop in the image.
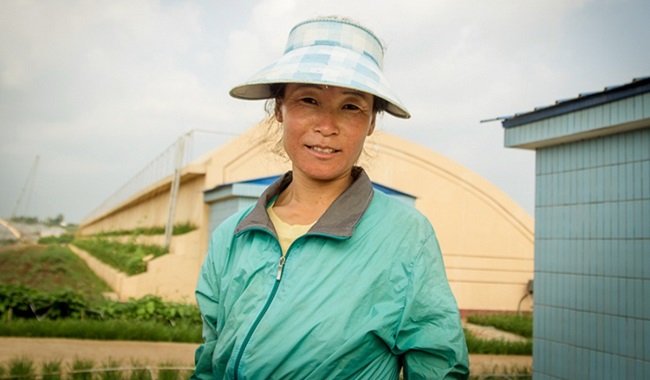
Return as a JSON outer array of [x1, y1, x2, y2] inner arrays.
[[0, 285, 200, 326], [0, 356, 193, 380]]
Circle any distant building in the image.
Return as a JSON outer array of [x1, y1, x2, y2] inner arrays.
[[79, 122, 535, 314], [496, 77, 650, 379]]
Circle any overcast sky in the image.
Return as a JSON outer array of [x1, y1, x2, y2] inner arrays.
[[1, 0, 649, 224]]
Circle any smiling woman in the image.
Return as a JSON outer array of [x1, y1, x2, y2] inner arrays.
[[192, 16, 469, 379], [272, 83, 377, 223]]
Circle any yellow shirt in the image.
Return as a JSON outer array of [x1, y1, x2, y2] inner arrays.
[[267, 205, 315, 255]]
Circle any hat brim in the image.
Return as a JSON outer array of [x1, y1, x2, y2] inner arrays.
[[229, 45, 410, 119]]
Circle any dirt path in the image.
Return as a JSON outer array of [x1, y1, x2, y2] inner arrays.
[[0, 337, 531, 376]]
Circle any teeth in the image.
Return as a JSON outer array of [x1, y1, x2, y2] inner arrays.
[[311, 146, 336, 153]]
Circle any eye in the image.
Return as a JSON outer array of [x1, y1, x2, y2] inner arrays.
[[342, 103, 361, 110], [300, 97, 317, 105]]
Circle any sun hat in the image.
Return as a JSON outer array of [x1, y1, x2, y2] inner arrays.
[[229, 17, 410, 119]]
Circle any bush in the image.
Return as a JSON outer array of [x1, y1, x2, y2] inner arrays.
[[0, 284, 90, 321], [8, 356, 35, 380]]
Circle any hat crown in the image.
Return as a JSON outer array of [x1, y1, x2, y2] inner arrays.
[[284, 18, 385, 70]]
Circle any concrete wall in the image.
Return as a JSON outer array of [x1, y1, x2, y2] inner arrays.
[[70, 231, 204, 303]]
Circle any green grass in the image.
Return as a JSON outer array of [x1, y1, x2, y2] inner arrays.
[[464, 313, 533, 355], [99, 358, 124, 380], [92, 222, 197, 238], [0, 358, 193, 380], [0, 243, 533, 358], [0, 319, 201, 343], [8, 356, 35, 379], [468, 365, 532, 380], [71, 238, 168, 275], [70, 357, 94, 380], [41, 360, 63, 380], [467, 313, 533, 338], [38, 234, 75, 245], [0, 244, 111, 302], [464, 329, 532, 355]]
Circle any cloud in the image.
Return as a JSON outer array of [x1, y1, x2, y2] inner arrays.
[[1, 0, 648, 222]]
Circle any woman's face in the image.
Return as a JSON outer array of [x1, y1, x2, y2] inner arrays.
[[275, 84, 376, 183]]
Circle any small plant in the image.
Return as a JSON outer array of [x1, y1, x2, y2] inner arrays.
[[469, 364, 532, 379], [8, 356, 35, 379], [157, 361, 184, 380], [41, 359, 63, 380], [128, 360, 152, 380], [70, 357, 94, 380], [99, 357, 123, 380]]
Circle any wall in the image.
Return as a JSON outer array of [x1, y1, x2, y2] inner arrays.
[[533, 128, 650, 379]]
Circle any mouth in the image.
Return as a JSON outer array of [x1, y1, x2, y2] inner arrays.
[[308, 145, 340, 154]]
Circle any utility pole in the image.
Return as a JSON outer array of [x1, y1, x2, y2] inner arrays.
[[11, 155, 40, 219], [164, 135, 187, 249]]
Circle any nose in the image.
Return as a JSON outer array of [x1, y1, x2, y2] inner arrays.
[[313, 109, 339, 136]]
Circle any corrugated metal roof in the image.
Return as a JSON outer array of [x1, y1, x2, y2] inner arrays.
[[481, 76, 650, 127]]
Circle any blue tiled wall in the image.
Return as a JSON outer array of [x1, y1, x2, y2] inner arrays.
[[533, 128, 650, 379]]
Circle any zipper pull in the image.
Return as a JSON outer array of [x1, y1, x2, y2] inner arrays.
[[276, 256, 286, 281]]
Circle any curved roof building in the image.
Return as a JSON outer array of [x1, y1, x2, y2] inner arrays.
[[80, 122, 534, 313]]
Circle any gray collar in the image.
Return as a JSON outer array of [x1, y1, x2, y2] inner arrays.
[[235, 167, 374, 239]]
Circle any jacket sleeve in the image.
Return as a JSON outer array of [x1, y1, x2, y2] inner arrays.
[[395, 231, 470, 380], [190, 236, 221, 380]]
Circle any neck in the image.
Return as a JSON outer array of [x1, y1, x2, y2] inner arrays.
[[273, 170, 354, 225]]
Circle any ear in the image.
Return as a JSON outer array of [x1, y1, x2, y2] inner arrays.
[[367, 113, 376, 136], [274, 100, 283, 123]]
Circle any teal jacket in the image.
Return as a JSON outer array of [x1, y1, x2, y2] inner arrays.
[[192, 168, 469, 379]]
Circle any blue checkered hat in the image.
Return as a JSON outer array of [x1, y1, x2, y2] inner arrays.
[[229, 17, 410, 119]]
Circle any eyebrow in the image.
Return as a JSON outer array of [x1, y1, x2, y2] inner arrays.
[[292, 84, 371, 99]]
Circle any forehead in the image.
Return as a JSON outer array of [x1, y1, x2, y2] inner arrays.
[[285, 83, 373, 99]]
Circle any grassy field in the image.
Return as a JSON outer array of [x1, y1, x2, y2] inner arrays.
[[0, 243, 111, 302], [0, 242, 532, 377], [0, 243, 532, 355]]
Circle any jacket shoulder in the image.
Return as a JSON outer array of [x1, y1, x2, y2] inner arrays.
[[369, 190, 430, 223]]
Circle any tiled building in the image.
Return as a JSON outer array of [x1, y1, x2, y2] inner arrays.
[[497, 77, 650, 379]]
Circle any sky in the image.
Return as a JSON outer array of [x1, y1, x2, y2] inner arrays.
[[1, 0, 649, 224]]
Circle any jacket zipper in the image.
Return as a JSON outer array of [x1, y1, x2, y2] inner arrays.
[[233, 255, 286, 380]]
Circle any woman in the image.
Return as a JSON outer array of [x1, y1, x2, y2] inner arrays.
[[192, 16, 469, 379]]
